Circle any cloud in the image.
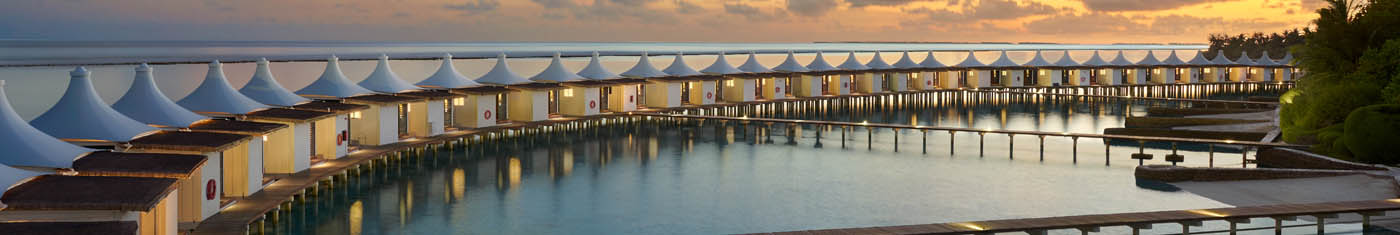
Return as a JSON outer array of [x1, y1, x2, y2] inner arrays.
[[444, 0, 500, 14], [674, 0, 706, 14], [532, 0, 577, 8], [1023, 13, 1293, 36], [847, 0, 944, 8], [1024, 13, 1142, 34], [899, 0, 1062, 29], [787, 0, 842, 17], [529, 0, 679, 23], [1079, 0, 1225, 12], [724, 2, 787, 21], [609, 0, 658, 5]]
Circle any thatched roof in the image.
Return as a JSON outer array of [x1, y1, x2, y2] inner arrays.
[[187, 119, 287, 135], [291, 101, 369, 114], [2, 175, 177, 211], [126, 131, 250, 153], [0, 221, 138, 235], [341, 94, 424, 105], [71, 151, 206, 178], [244, 108, 334, 123]]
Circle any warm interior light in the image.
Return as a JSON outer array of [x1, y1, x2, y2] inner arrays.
[[349, 111, 362, 119], [1187, 209, 1228, 217], [562, 89, 574, 97]]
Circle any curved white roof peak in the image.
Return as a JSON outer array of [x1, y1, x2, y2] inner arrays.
[[531, 52, 585, 83], [837, 51, 870, 70], [476, 53, 532, 85], [987, 50, 1021, 67], [112, 63, 207, 128], [578, 51, 620, 80], [31, 67, 157, 142], [1208, 50, 1234, 65], [239, 58, 311, 106], [296, 56, 374, 98], [621, 51, 668, 78], [738, 51, 774, 73], [1022, 50, 1053, 67], [807, 51, 838, 71], [953, 51, 988, 68], [177, 61, 271, 114], [892, 51, 920, 69], [1236, 51, 1258, 66], [1081, 51, 1110, 67], [772, 51, 810, 72], [866, 51, 894, 69], [701, 51, 744, 74], [1187, 51, 1213, 65], [416, 54, 482, 88], [1258, 51, 1283, 66], [1137, 50, 1164, 66], [1279, 53, 1295, 66], [1107, 50, 1134, 66], [664, 52, 702, 76], [919, 51, 948, 68], [1160, 50, 1187, 66], [359, 54, 420, 93], [0, 79, 92, 168], [1051, 51, 1082, 67]]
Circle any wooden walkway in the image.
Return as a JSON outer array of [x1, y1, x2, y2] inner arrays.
[[754, 199, 1400, 235]]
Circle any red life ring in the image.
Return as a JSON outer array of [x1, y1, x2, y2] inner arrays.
[[628, 95, 634, 103], [483, 110, 493, 120], [589, 100, 597, 109], [706, 92, 713, 99], [205, 179, 217, 200]]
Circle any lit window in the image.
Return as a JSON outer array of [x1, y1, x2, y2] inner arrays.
[[452, 97, 465, 106], [1204, 68, 1212, 73], [349, 111, 362, 119], [262, 135, 268, 141], [1038, 70, 1046, 76], [725, 80, 734, 86], [1153, 69, 1161, 75], [562, 89, 574, 97]]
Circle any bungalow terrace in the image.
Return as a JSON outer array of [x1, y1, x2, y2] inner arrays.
[[448, 86, 512, 128], [241, 108, 336, 174], [290, 101, 370, 157], [340, 94, 426, 145], [70, 151, 211, 228], [833, 52, 867, 94], [578, 51, 649, 113], [0, 175, 180, 235], [124, 131, 254, 208]]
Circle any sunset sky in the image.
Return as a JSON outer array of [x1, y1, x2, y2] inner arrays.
[[1, 0, 1321, 44]]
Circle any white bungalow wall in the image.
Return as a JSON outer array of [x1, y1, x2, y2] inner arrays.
[[687, 81, 716, 105], [607, 85, 638, 112], [123, 147, 221, 224], [760, 77, 787, 100], [916, 72, 936, 90], [722, 78, 755, 102], [456, 95, 497, 128], [1037, 69, 1060, 86], [220, 140, 261, 198], [794, 75, 822, 97], [854, 73, 880, 94], [508, 90, 549, 122], [965, 70, 992, 88], [349, 105, 399, 146], [940, 71, 961, 89], [889, 73, 910, 92], [995, 70, 1024, 87], [827, 75, 852, 95], [328, 115, 347, 158], [560, 87, 601, 116], [1072, 69, 1093, 86], [645, 82, 681, 108], [1278, 68, 1293, 81]]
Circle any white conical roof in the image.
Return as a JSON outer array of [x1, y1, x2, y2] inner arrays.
[[987, 50, 1021, 67], [1279, 53, 1295, 66], [892, 51, 920, 69], [176, 61, 271, 114], [239, 58, 311, 106], [1258, 51, 1283, 66], [771, 51, 810, 72], [953, 51, 988, 68], [620, 52, 668, 78], [0, 80, 92, 168], [476, 53, 532, 85], [1051, 51, 1081, 67], [1208, 51, 1233, 65], [1137, 50, 1163, 66], [663, 53, 702, 76], [737, 51, 774, 73], [30, 67, 156, 142], [417, 54, 482, 88], [1187, 51, 1213, 66], [1160, 50, 1187, 66], [358, 54, 420, 93], [1021, 50, 1053, 67], [296, 56, 374, 98], [530, 52, 585, 83], [919, 51, 948, 68], [701, 52, 744, 74], [806, 51, 838, 71], [1081, 51, 1110, 67], [837, 51, 870, 70], [1107, 50, 1134, 66], [112, 63, 207, 128], [866, 51, 894, 69], [1236, 51, 1259, 66], [578, 51, 620, 80]]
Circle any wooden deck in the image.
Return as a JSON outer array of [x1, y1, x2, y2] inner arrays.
[[754, 199, 1400, 235]]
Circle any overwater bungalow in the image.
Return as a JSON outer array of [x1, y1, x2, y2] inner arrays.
[[1080, 51, 1115, 85], [1136, 50, 1165, 84], [239, 58, 313, 107], [185, 119, 287, 198], [951, 51, 991, 88], [1278, 53, 1299, 80], [175, 61, 272, 116], [806, 51, 845, 95], [1186, 51, 1218, 83], [1231, 51, 1258, 82], [1243, 51, 1274, 82], [289, 101, 369, 156], [0, 174, 180, 235], [112, 63, 207, 128], [240, 108, 335, 173], [701, 51, 753, 103], [532, 52, 607, 117], [772, 51, 817, 97], [917, 51, 951, 90], [478, 53, 559, 122], [416, 54, 502, 129], [1052, 51, 1089, 86], [579, 52, 648, 112], [986, 50, 1026, 87], [1107, 50, 1143, 85], [124, 130, 255, 205], [667, 53, 715, 105], [737, 51, 786, 100], [1020, 50, 1057, 87], [889, 51, 921, 91], [361, 54, 461, 137], [296, 56, 411, 146], [1158, 50, 1190, 84], [1257, 51, 1289, 81], [28, 68, 157, 146], [834, 52, 868, 94], [621, 52, 679, 108], [860, 51, 893, 93], [1209, 51, 1236, 82]]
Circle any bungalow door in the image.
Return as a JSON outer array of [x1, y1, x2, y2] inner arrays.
[[495, 94, 508, 123], [548, 90, 559, 115], [397, 103, 409, 138], [755, 78, 765, 99], [600, 87, 611, 111], [681, 82, 691, 104], [821, 75, 830, 94]]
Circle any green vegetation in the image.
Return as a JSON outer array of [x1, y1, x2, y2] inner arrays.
[[1280, 0, 1400, 163], [1207, 29, 1308, 61]]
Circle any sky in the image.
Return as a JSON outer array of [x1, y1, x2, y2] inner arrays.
[[0, 0, 1322, 44]]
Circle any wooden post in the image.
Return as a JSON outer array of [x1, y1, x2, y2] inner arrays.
[[921, 130, 927, 154]]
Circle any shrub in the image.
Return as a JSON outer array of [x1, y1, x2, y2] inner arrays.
[[1342, 104, 1400, 164]]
